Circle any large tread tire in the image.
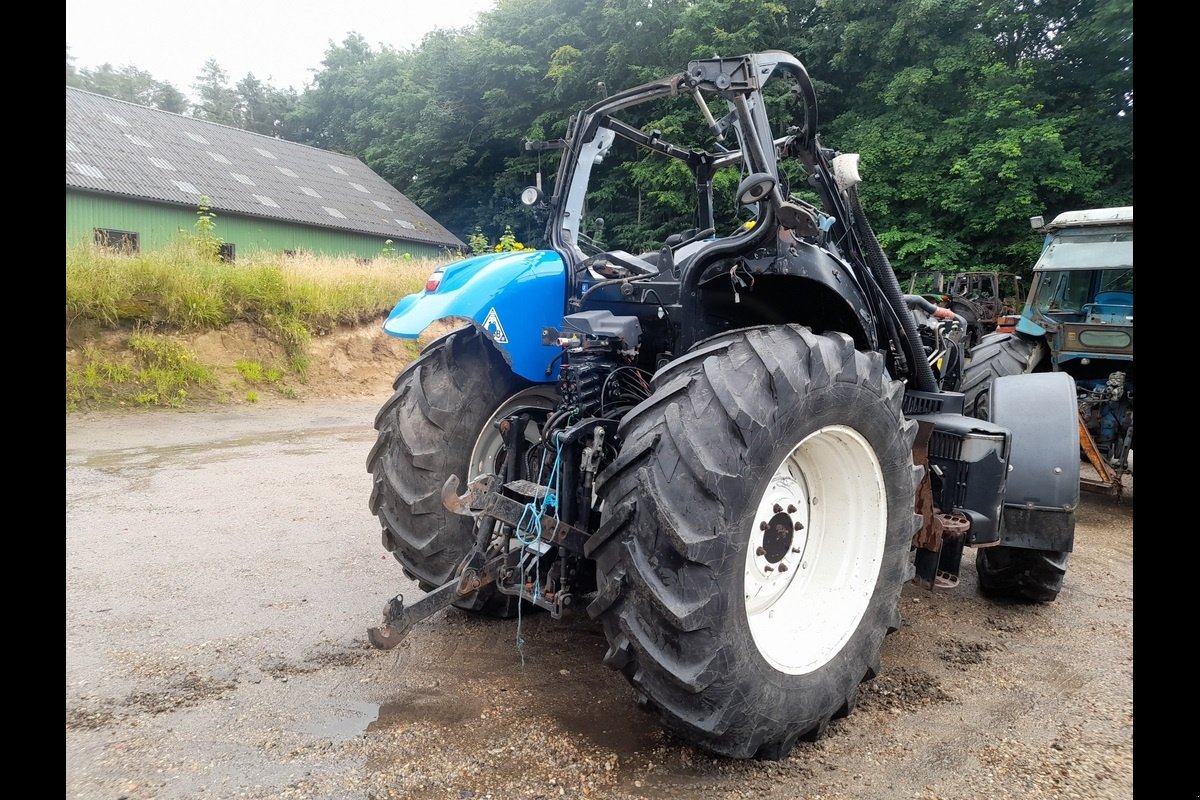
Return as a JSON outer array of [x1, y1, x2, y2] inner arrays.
[[588, 325, 921, 760], [961, 332, 1067, 603], [960, 332, 1045, 419], [975, 546, 1067, 603], [367, 324, 544, 616]]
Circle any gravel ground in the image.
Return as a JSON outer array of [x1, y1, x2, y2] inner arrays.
[[66, 397, 1133, 799]]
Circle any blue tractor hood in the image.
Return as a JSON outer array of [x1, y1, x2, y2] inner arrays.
[[383, 249, 566, 382]]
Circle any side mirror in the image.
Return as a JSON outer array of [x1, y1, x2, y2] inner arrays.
[[520, 186, 544, 206], [736, 172, 776, 206]]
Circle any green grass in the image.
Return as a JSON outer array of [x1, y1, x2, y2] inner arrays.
[[66, 242, 451, 410], [67, 331, 215, 410], [67, 242, 436, 335]]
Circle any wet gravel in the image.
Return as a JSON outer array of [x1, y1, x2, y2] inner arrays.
[[66, 398, 1134, 799]]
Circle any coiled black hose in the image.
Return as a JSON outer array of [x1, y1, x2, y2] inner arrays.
[[847, 187, 939, 393]]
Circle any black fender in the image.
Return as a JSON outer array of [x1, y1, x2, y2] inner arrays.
[[990, 372, 1080, 552], [685, 236, 878, 350]]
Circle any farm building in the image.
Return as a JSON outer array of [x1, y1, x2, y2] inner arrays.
[[65, 87, 464, 260]]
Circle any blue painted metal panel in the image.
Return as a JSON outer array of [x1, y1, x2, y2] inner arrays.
[[383, 250, 567, 382]]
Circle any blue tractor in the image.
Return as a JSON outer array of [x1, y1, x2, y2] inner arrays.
[[961, 207, 1131, 599], [364, 51, 1082, 760]]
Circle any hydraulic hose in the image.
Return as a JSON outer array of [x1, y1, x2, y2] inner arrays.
[[903, 294, 970, 331], [847, 187, 939, 393]]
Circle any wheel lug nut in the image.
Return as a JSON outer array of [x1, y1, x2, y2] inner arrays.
[[764, 565, 775, 572], [794, 522, 804, 531], [791, 547, 802, 553], [756, 547, 766, 556], [759, 521, 768, 531], [773, 504, 783, 513], [787, 504, 796, 514], [778, 563, 788, 572]]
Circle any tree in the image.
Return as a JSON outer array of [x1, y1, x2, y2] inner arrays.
[[70, 59, 190, 113], [797, 0, 1129, 275], [67, 45, 83, 86], [236, 73, 298, 136], [280, 0, 1131, 270], [191, 60, 241, 125]]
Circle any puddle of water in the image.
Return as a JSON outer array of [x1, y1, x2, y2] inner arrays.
[[305, 700, 380, 739], [368, 689, 485, 733], [310, 686, 496, 740], [555, 698, 663, 757]]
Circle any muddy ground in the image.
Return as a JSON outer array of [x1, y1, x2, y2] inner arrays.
[[66, 387, 1133, 800]]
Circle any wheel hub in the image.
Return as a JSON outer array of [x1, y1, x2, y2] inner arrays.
[[745, 477, 810, 615], [762, 511, 797, 563], [742, 425, 887, 675]]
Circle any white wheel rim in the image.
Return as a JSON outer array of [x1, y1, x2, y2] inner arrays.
[[744, 424, 887, 675], [469, 386, 559, 478]]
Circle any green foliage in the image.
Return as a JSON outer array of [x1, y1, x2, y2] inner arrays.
[[66, 239, 446, 408], [76, 0, 1131, 278], [381, 239, 415, 260], [190, 196, 224, 260], [67, 241, 434, 333], [66, 50, 298, 134], [815, 0, 1129, 274], [235, 360, 265, 383], [68, 60, 188, 112], [67, 333, 213, 410], [493, 226, 531, 252], [468, 227, 490, 255]]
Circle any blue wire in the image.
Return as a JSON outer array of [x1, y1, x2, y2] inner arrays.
[[516, 431, 566, 665]]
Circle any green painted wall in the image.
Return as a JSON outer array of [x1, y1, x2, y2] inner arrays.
[[66, 191, 448, 260]]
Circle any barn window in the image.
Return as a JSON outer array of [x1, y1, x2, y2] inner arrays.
[[218, 243, 236, 263], [94, 228, 139, 253]]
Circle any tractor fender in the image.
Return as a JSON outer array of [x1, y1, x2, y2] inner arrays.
[[1014, 315, 1048, 338], [382, 249, 566, 382], [990, 372, 1080, 552]]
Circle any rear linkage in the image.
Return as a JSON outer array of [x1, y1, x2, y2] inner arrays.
[[368, 467, 593, 649]]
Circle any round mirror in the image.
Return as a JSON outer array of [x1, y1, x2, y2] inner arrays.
[[520, 186, 543, 206], [737, 172, 777, 205]]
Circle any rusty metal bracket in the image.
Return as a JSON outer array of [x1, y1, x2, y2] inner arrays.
[[368, 474, 597, 650], [441, 474, 592, 554], [367, 549, 509, 650], [367, 581, 460, 650], [1078, 413, 1124, 498]]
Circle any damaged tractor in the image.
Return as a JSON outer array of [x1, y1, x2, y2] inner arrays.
[[365, 51, 1080, 760]]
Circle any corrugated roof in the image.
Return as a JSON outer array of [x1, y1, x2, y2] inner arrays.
[[65, 87, 464, 249]]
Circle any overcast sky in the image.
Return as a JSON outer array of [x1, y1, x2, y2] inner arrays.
[[66, 0, 499, 98]]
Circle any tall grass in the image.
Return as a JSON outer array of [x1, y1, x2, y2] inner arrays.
[[66, 241, 441, 333], [66, 241, 452, 409]]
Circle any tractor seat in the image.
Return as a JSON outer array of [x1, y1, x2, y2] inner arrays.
[[1093, 290, 1133, 306], [1083, 290, 1133, 323]]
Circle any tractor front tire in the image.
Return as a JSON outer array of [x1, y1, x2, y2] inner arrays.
[[588, 325, 921, 760], [367, 324, 557, 615]]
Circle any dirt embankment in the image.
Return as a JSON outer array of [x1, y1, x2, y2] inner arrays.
[[65, 318, 461, 407]]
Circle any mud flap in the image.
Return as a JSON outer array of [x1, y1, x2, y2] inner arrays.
[[990, 372, 1080, 552]]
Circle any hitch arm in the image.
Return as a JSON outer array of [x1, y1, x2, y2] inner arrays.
[[367, 580, 461, 650], [368, 474, 595, 650]]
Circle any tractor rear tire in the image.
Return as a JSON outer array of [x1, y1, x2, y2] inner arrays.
[[367, 324, 557, 616], [588, 325, 921, 760], [961, 332, 1045, 418], [962, 332, 1068, 603]]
